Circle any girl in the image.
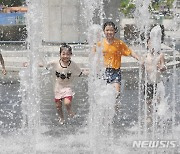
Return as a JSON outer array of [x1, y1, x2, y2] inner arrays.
[[45, 43, 82, 124]]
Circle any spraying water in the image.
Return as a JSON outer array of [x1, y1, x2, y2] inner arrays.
[[150, 25, 162, 54], [133, 0, 151, 138], [19, 0, 43, 153], [0, 0, 180, 153], [85, 5, 117, 153]]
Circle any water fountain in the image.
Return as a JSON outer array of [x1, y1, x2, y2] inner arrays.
[[0, 0, 180, 153], [126, 1, 180, 153]]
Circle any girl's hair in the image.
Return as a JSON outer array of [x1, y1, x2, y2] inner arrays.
[[60, 43, 72, 54], [103, 21, 118, 33]]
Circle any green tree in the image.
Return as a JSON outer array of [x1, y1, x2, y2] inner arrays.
[[166, 0, 174, 8], [120, 0, 175, 17], [0, 0, 22, 6], [151, 0, 174, 11], [120, 0, 135, 17]]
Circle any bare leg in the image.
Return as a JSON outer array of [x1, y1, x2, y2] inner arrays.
[[55, 100, 64, 123], [64, 98, 75, 118], [146, 99, 152, 124], [113, 82, 121, 93], [113, 82, 121, 112]]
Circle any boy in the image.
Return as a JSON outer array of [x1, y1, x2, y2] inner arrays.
[[141, 25, 166, 123]]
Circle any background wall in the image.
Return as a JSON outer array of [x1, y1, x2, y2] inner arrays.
[[42, 0, 83, 43], [42, 0, 121, 43]]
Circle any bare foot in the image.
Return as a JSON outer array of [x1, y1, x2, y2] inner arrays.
[[2, 68, 6, 75], [58, 118, 65, 125], [147, 117, 152, 124], [69, 112, 75, 118]]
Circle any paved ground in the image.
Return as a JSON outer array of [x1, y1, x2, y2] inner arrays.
[[0, 67, 180, 153], [0, 37, 179, 153]]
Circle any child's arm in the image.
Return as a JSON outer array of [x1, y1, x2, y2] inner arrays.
[[23, 62, 44, 67], [130, 50, 140, 61], [81, 68, 89, 76], [138, 54, 146, 70], [159, 53, 166, 72], [23, 61, 53, 69], [0, 53, 6, 75]]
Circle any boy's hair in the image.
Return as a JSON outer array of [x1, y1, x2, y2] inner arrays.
[[147, 24, 165, 43], [103, 21, 118, 33], [60, 43, 72, 54]]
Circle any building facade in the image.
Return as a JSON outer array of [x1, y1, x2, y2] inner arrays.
[[41, 0, 121, 43]]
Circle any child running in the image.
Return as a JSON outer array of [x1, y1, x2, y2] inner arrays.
[[43, 43, 84, 124], [95, 21, 140, 110], [141, 25, 166, 123]]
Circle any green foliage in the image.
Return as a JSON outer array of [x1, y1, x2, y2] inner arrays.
[[166, 0, 174, 7], [151, 1, 159, 11], [120, 0, 130, 8], [0, 0, 22, 7], [120, 0, 175, 16], [120, 0, 135, 17], [151, 0, 174, 11]]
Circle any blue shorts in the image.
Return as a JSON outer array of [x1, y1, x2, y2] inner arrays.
[[104, 68, 121, 84]]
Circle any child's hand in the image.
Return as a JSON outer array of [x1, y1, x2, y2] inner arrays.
[[23, 62, 28, 67], [23, 62, 45, 67], [159, 65, 167, 72], [138, 60, 144, 65], [2, 68, 6, 75], [82, 68, 89, 76], [137, 56, 145, 68], [138, 59, 144, 68], [38, 62, 44, 67]]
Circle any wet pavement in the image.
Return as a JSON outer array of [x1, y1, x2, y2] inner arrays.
[[0, 68, 180, 153], [0, 81, 22, 133]]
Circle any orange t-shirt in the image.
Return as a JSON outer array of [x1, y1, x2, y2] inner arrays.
[[97, 38, 132, 69]]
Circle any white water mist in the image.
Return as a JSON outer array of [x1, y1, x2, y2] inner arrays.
[[19, 0, 43, 153], [84, 1, 117, 153], [134, 0, 151, 138]]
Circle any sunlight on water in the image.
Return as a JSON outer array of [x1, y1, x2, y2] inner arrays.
[[87, 26, 116, 153], [150, 25, 162, 53], [0, 0, 179, 153]]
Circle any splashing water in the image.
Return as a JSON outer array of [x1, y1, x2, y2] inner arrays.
[[134, 0, 151, 37], [131, 1, 180, 153], [0, 0, 180, 153], [82, 0, 104, 26], [87, 24, 104, 46], [150, 25, 162, 53], [86, 12, 117, 154]]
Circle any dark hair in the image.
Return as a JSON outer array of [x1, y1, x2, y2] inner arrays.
[[103, 21, 118, 33], [146, 24, 165, 50], [60, 43, 72, 54], [147, 24, 165, 43], [159, 24, 165, 43]]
